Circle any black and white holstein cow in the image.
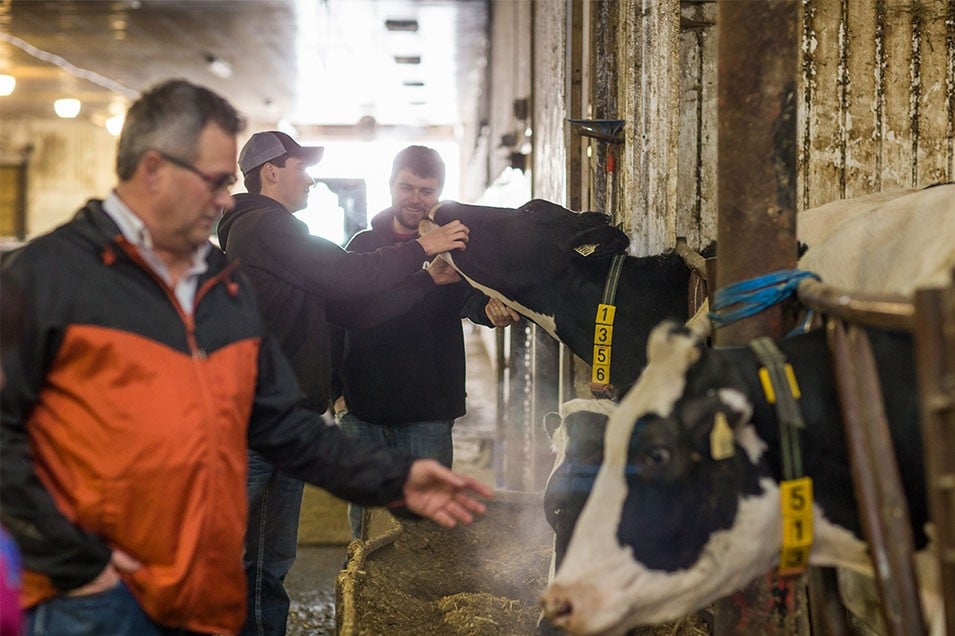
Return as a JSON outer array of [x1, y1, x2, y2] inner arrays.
[[541, 321, 945, 636], [426, 198, 692, 397], [542, 398, 616, 580]]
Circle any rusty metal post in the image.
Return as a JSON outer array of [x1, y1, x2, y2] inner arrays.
[[914, 282, 955, 636], [714, 0, 799, 345], [711, 1, 808, 635], [827, 319, 927, 636]]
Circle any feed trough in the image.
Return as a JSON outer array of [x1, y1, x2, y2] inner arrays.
[[336, 490, 551, 635]]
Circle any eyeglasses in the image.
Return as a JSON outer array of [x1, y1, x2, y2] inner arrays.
[[157, 151, 237, 192]]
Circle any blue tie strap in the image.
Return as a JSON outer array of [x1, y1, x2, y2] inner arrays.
[[708, 269, 821, 330]]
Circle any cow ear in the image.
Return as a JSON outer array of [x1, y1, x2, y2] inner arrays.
[[679, 394, 749, 461], [560, 216, 630, 258], [543, 411, 562, 439]]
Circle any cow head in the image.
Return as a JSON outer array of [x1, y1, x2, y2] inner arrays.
[[420, 199, 629, 337], [542, 399, 616, 580], [540, 322, 785, 634]]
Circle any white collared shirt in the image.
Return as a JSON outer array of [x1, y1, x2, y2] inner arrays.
[[102, 191, 210, 315]]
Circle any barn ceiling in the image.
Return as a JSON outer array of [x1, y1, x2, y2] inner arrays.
[[0, 0, 489, 136]]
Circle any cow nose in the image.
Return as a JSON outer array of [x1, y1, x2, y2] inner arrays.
[[541, 590, 574, 624]]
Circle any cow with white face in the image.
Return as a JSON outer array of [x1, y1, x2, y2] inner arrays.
[[542, 399, 616, 579], [541, 321, 942, 636]]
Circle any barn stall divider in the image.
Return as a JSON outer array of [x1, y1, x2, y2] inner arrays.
[[797, 274, 955, 635]]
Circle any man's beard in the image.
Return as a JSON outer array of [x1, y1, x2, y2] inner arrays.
[[396, 208, 424, 231]]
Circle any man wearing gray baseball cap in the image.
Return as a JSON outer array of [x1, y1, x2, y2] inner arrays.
[[218, 131, 469, 636], [238, 130, 325, 176]]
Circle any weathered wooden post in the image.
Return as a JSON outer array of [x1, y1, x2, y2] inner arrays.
[[712, 1, 809, 634], [914, 278, 955, 636]]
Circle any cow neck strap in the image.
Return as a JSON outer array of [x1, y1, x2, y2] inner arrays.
[[750, 337, 806, 478], [750, 336, 814, 577], [590, 254, 627, 396], [601, 253, 626, 306]]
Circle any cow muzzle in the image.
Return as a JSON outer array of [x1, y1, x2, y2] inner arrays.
[[417, 202, 444, 236]]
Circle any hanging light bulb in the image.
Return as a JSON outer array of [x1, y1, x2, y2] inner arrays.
[[105, 113, 125, 136], [0, 75, 15, 96], [54, 98, 81, 118]]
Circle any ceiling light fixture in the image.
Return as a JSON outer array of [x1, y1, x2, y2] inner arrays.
[[204, 53, 233, 79], [384, 19, 419, 32], [106, 114, 125, 136], [394, 55, 421, 65], [54, 98, 81, 118], [403, 80, 425, 87], [0, 74, 15, 96]]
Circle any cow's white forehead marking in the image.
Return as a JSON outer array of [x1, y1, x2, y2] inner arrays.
[[441, 253, 558, 337], [605, 325, 701, 454]]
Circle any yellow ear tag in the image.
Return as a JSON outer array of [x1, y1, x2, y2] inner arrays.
[[574, 244, 598, 256], [710, 412, 735, 460]]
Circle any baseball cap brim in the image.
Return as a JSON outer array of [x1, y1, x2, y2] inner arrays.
[[291, 145, 324, 166], [238, 131, 325, 175]]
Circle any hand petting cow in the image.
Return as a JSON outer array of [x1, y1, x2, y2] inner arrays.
[[541, 320, 945, 636]]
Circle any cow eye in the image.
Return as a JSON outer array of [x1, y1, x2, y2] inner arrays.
[[640, 445, 671, 467]]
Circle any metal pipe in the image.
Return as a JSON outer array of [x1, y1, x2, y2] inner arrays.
[[797, 279, 914, 332], [826, 319, 927, 636]]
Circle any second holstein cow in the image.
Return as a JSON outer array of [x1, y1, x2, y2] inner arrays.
[[541, 321, 944, 636]]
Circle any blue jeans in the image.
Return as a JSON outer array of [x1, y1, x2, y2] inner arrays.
[[339, 413, 453, 539], [241, 450, 304, 636], [26, 581, 204, 635]]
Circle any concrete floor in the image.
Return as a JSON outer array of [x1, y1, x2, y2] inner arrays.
[[285, 323, 500, 635]]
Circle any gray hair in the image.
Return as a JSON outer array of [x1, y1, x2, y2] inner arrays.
[[116, 79, 244, 180]]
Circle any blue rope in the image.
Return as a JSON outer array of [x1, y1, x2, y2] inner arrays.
[[708, 269, 821, 330]]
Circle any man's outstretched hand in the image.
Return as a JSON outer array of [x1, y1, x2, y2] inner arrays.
[[401, 459, 494, 528]]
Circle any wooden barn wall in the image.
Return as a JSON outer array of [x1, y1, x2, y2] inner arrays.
[[613, 0, 683, 256], [676, 0, 719, 251], [480, 0, 954, 249], [799, 0, 955, 208], [656, 0, 954, 253], [531, 0, 569, 204], [483, 0, 533, 193]]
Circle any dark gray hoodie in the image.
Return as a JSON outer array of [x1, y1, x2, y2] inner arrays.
[[217, 192, 435, 411]]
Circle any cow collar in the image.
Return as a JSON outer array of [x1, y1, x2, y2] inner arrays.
[[590, 253, 627, 397], [749, 337, 814, 577]]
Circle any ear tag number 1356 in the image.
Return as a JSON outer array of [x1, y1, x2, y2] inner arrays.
[[592, 303, 616, 384]]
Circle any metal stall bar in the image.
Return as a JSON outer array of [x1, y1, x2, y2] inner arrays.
[[827, 319, 927, 636], [798, 278, 914, 331], [914, 284, 955, 636]]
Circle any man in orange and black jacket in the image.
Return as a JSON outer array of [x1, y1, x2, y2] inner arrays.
[[0, 79, 490, 636]]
